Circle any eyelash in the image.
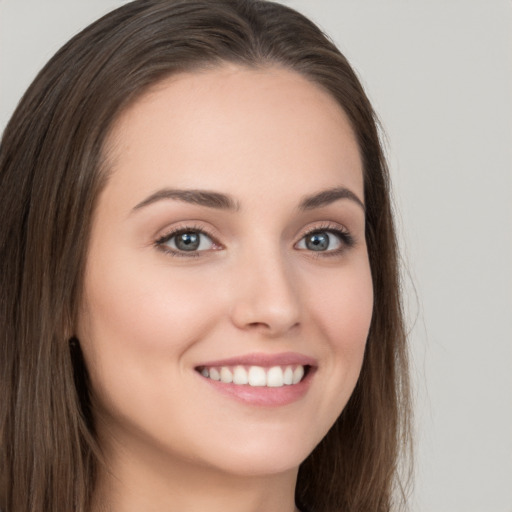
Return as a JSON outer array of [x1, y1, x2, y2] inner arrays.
[[155, 224, 215, 258], [300, 223, 355, 258], [154, 222, 355, 259]]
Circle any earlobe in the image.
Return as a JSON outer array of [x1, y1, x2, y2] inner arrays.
[[61, 307, 78, 346], [69, 336, 82, 367]]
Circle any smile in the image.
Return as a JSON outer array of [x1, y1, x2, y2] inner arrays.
[[197, 365, 307, 387], [195, 352, 316, 406]]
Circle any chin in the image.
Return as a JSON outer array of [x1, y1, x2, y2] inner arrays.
[[190, 425, 321, 478]]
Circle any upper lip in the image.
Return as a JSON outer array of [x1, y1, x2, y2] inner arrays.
[[196, 352, 317, 368]]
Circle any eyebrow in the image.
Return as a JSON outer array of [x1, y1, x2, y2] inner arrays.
[[299, 186, 365, 212], [132, 189, 240, 212], [132, 186, 364, 213]]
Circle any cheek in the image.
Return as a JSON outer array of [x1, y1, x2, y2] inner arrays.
[[76, 258, 226, 417], [311, 262, 373, 346], [305, 258, 373, 393], [80, 261, 218, 356], [76, 259, 226, 427]]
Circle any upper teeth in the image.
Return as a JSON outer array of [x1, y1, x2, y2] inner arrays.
[[200, 365, 305, 387]]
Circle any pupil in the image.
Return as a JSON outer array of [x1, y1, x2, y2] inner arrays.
[[306, 232, 329, 251], [176, 232, 200, 251]]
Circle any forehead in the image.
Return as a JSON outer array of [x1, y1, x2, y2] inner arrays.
[[103, 64, 363, 207]]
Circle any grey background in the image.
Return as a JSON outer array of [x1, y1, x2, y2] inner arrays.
[[1, 1, 511, 511]]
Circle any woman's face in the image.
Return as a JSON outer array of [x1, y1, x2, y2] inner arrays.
[[78, 65, 373, 478]]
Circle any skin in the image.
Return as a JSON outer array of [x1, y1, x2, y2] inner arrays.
[[78, 65, 374, 512]]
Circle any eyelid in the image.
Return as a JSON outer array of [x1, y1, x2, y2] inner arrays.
[[297, 221, 350, 240], [153, 220, 355, 258], [154, 223, 223, 257], [294, 221, 355, 255]]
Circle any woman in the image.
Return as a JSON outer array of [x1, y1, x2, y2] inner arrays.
[[0, 1, 411, 511]]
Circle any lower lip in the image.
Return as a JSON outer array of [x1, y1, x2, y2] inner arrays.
[[197, 368, 315, 407]]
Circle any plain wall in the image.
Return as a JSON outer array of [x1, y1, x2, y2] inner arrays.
[[1, 1, 511, 511]]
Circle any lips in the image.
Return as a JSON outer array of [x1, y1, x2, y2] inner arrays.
[[195, 352, 316, 406]]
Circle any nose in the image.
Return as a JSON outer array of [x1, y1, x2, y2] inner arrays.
[[229, 248, 302, 337]]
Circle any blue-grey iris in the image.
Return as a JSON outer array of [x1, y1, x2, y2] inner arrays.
[[176, 232, 200, 251], [306, 232, 329, 251]]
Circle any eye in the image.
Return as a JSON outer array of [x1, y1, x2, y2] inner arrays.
[[155, 226, 219, 257], [295, 226, 354, 255]]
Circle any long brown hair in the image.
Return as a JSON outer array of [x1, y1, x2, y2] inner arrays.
[[0, 1, 411, 511]]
